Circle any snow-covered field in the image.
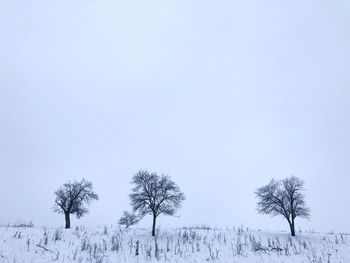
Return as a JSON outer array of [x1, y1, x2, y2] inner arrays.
[[0, 225, 349, 263]]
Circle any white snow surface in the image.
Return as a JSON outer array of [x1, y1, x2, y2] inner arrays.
[[0, 225, 349, 263]]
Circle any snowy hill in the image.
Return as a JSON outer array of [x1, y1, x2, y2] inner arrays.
[[0, 226, 349, 262]]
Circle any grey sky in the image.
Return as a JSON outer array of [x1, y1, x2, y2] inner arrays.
[[0, 0, 349, 232]]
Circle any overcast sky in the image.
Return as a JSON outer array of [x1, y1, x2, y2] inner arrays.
[[0, 0, 349, 233]]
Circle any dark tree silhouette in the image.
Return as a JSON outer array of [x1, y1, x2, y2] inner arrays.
[[53, 179, 98, 229], [129, 170, 185, 236], [118, 211, 140, 228], [256, 176, 310, 236]]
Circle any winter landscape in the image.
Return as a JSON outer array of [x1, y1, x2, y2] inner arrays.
[[1, 0, 350, 262], [1, 225, 349, 263], [0, 174, 349, 262]]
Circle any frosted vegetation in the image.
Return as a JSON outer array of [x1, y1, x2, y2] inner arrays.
[[0, 225, 349, 263]]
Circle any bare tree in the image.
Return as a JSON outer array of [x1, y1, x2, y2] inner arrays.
[[118, 211, 140, 228], [53, 179, 98, 229], [255, 176, 310, 236], [129, 170, 185, 236]]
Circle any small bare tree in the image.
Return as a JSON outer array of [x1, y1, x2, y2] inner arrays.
[[53, 179, 98, 229], [255, 176, 310, 236], [118, 211, 140, 228], [129, 170, 185, 236]]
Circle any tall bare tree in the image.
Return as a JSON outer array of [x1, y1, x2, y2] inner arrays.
[[53, 179, 98, 229], [129, 170, 185, 236], [256, 176, 310, 236]]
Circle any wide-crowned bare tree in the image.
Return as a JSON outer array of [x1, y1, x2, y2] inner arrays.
[[256, 176, 310, 236], [53, 179, 98, 229], [129, 170, 185, 236]]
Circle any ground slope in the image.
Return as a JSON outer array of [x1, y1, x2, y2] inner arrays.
[[0, 226, 348, 262]]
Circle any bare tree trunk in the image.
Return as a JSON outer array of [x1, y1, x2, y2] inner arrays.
[[289, 220, 296, 236], [152, 214, 157, 236], [290, 218, 296, 236], [65, 212, 71, 229]]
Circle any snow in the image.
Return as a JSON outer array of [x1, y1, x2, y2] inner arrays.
[[0, 225, 349, 262]]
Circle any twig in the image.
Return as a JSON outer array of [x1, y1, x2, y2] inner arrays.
[[36, 244, 53, 253]]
